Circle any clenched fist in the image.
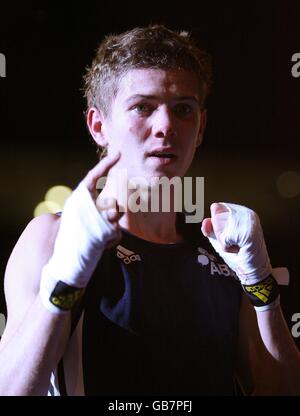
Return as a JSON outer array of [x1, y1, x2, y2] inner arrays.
[[201, 202, 272, 286]]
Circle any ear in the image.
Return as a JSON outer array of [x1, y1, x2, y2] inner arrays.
[[196, 109, 207, 147], [86, 107, 108, 147]]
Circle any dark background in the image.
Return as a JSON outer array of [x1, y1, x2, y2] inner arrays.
[[0, 1, 299, 347]]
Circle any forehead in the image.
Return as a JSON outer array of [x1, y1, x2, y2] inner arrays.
[[116, 68, 200, 101]]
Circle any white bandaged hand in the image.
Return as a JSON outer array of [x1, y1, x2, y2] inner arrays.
[[40, 153, 122, 314], [202, 202, 272, 285]]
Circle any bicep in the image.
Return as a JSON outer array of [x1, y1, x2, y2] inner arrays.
[[1, 214, 60, 347]]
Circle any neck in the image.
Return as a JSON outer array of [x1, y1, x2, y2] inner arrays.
[[119, 211, 182, 244], [99, 179, 183, 244]]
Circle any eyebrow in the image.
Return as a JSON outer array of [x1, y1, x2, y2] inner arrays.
[[125, 94, 200, 104]]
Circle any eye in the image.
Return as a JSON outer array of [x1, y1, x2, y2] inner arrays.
[[172, 103, 193, 117], [132, 103, 154, 115]]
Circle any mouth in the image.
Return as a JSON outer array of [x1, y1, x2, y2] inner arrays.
[[147, 148, 177, 164], [149, 152, 175, 158], [147, 151, 176, 166]]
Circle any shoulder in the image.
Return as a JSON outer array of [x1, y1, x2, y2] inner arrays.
[[5, 213, 61, 279]]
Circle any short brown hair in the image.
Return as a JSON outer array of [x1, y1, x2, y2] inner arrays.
[[83, 24, 212, 117]]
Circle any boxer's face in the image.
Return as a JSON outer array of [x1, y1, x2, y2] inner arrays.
[[91, 68, 206, 182]]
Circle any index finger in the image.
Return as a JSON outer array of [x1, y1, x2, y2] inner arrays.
[[83, 151, 121, 193]]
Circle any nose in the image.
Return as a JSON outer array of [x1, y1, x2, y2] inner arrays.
[[152, 105, 176, 139]]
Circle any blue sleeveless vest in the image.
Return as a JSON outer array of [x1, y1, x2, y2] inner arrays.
[[77, 228, 242, 395]]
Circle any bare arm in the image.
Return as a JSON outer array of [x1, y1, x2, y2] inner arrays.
[[202, 202, 300, 395], [235, 294, 300, 395], [254, 302, 300, 394], [0, 153, 123, 396], [0, 214, 71, 395]]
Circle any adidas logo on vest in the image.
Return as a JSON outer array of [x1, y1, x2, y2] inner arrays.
[[116, 245, 141, 264]]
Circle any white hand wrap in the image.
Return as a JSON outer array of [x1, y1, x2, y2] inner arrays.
[[207, 203, 272, 285], [40, 181, 120, 314], [206, 203, 287, 311]]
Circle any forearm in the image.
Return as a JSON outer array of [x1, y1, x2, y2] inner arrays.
[[255, 304, 300, 395], [0, 295, 70, 396]]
